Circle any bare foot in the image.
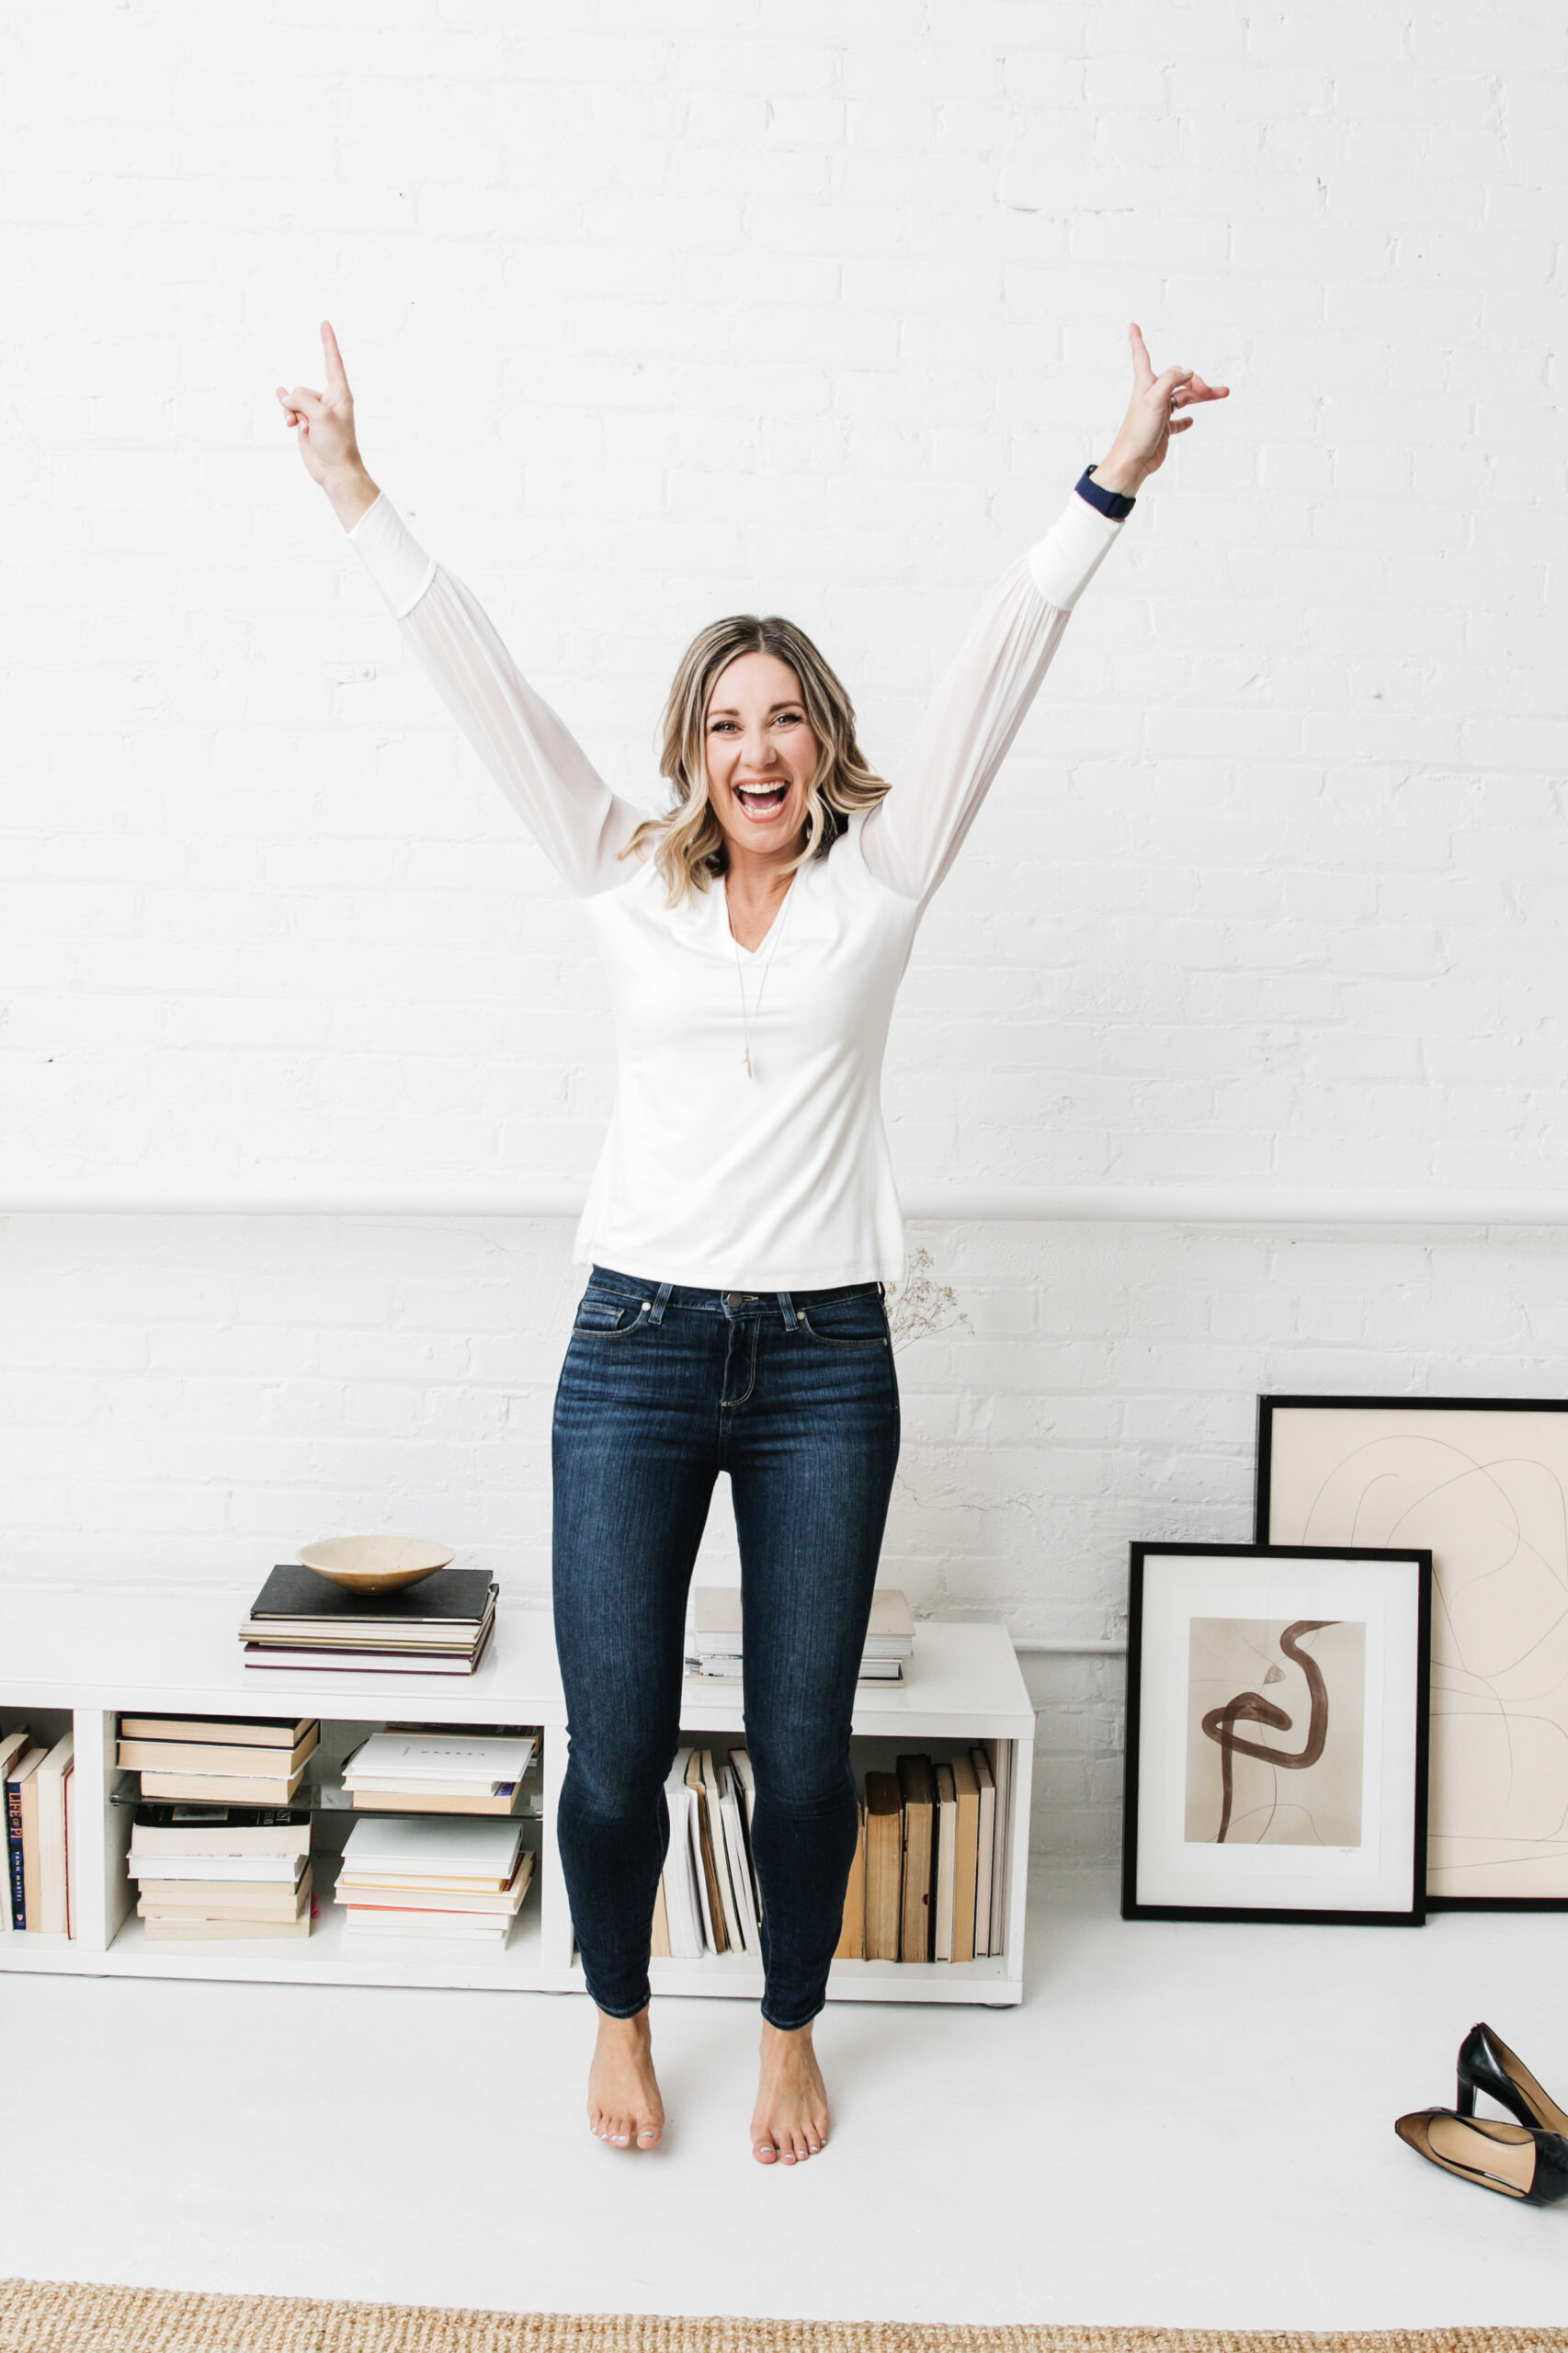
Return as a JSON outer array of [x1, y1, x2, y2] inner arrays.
[[750, 2019, 830, 2164], [587, 2006, 665, 2150]]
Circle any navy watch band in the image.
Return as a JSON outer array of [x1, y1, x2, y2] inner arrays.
[[1075, 464, 1137, 519]]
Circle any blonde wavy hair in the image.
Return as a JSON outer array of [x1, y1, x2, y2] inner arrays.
[[619, 613, 892, 906]]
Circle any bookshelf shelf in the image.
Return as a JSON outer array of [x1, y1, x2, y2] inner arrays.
[[1, 1591, 1034, 2005]]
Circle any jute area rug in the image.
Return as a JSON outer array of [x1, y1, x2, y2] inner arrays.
[[2, 2283, 1565, 2353]]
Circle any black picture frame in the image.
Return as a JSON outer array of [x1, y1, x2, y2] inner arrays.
[[1255, 1393, 1568, 1913], [1121, 1540, 1433, 1927]]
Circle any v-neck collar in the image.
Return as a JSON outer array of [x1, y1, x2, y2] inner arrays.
[[723, 872, 798, 961]]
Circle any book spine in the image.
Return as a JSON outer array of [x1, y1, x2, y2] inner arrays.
[[6, 1780, 26, 1931]]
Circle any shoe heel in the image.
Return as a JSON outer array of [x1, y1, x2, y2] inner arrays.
[[1456, 2075, 1477, 2118]]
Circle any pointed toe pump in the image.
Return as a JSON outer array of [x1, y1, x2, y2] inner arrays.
[[1395, 2108, 1568, 2205], [1456, 2021, 1568, 2136]]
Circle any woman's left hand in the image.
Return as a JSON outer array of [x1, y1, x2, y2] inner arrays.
[[1094, 322, 1230, 495]]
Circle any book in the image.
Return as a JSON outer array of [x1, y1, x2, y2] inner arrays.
[[18, 1748, 44, 1935], [686, 1750, 727, 1953], [895, 1754, 936, 1963], [6, 1743, 48, 1931], [659, 1754, 705, 1960], [242, 1620, 494, 1676], [689, 1585, 915, 1660], [651, 1873, 671, 1959], [64, 1764, 75, 1939], [349, 1785, 537, 1817], [699, 1750, 742, 1952], [863, 1772, 903, 1961], [718, 1766, 759, 1952], [138, 1866, 312, 1924], [336, 1813, 528, 1892], [35, 1730, 74, 1936], [131, 1853, 309, 1885], [342, 1730, 537, 1787], [0, 1731, 33, 1934], [677, 1753, 716, 1953], [331, 1856, 533, 1915], [139, 1765, 307, 1805], [341, 1909, 513, 1946], [950, 1753, 980, 1964], [128, 1802, 312, 1859], [835, 1799, 866, 1961], [933, 1763, 957, 1962], [119, 1713, 315, 1748], [971, 1745, 996, 1959], [729, 1746, 756, 1843], [142, 1913, 312, 1941], [118, 1726, 320, 1778], [685, 1654, 903, 1684], [245, 1563, 496, 1626], [984, 1737, 1010, 1959]]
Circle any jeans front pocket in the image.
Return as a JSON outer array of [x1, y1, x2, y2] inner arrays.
[[793, 1295, 889, 1349], [571, 1292, 653, 1340]]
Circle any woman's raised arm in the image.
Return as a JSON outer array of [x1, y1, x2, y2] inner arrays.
[[859, 323, 1228, 913], [278, 322, 645, 898]]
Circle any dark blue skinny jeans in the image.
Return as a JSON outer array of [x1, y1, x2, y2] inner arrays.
[[551, 1264, 901, 2029]]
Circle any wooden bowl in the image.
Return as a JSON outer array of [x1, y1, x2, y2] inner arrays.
[[297, 1536, 456, 1596]]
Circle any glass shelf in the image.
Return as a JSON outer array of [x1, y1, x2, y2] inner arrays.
[[108, 1766, 543, 1820]]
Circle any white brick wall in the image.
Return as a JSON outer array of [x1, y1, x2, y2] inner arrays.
[[4, 4, 1564, 1859]]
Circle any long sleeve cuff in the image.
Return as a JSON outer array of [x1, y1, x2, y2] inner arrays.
[[347, 489, 438, 621], [1026, 487, 1127, 613]]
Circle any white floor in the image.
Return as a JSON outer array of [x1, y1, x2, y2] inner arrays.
[[2, 1867, 1563, 2330]]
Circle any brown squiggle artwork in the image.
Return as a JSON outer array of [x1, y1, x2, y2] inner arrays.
[[1185, 1618, 1367, 1847]]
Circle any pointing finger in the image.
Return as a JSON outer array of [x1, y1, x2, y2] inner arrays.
[[1130, 321, 1153, 390], [321, 319, 350, 397]]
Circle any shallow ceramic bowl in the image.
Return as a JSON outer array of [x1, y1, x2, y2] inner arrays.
[[297, 1536, 456, 1596]]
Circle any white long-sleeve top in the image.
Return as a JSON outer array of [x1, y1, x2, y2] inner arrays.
[[348, 484, 1127, 1290]]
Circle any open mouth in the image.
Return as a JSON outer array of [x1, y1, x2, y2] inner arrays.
[[733, 782, 790, 821]]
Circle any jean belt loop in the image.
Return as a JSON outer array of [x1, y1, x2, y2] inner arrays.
[[649, 1281, 673, 1325], [776, 1289, 794, 1331]]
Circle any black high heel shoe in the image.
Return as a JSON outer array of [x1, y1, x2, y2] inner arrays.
[[1456, 2021, 1568, 2136], [1395, 2109, 1568, 2205]]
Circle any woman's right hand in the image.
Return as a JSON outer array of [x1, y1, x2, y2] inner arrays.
[[277, 321, 378, 525]]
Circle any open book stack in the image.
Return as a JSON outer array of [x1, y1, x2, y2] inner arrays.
[[240, 1565, 497, 1676], [835, 1746, 1010, 1965], [684, 1587, 915, 1684], [341, 1728, 540, 1816], [335, 1814, 534, 1947], [652, 1745, 761, 1960], [128, 1802, 313, 1941], [3, 1728, 75, 1938], [117, 1712, 320, 1805]]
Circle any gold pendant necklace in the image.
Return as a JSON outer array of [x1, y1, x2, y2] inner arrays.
[[729, 875, 797, 1080]]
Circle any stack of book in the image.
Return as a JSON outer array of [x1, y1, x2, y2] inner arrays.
[[340, 1727, 540, 1816], [116, 1712, 320, 1805], [3, 1727, 75, 1938], [684, 1586, 915, 1684], [240, 1565, 497, 1675], [128, 1802, 313, 1941], [335, 1815, 534, 1947], [652, 1745, 759, 1960], [835, 1745, 1009, 1965]]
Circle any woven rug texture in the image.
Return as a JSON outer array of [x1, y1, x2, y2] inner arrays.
[[2, 2282, 1565, 2353]]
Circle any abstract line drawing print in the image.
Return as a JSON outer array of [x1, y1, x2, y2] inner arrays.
[[1264, 1407, 1568, 1899], [1185, 1618, 1367, 1847]]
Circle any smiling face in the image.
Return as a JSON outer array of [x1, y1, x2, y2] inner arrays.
[[704, 649, 821, 867]]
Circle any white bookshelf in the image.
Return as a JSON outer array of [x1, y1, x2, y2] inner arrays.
[[0, 1588, 1035, 2005]]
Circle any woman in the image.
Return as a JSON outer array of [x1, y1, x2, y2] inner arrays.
[[278, 321, 1228, 2165]]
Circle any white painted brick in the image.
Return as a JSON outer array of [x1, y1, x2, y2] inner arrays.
[[4, 3, 1565, 1859]]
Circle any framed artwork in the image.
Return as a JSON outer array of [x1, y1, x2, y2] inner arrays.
[[1256, 1396, 1568, 1911], [1121, 1542, 1432, 1926]]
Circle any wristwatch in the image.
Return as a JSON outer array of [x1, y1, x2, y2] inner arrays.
[[1074, 464, 1137, 520]]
